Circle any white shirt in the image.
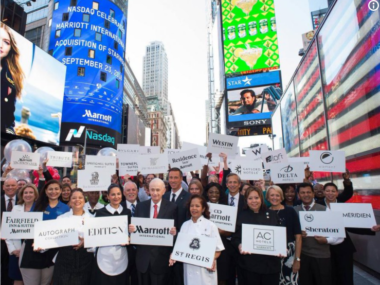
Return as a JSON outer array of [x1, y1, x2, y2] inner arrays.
[[126, 200, 137, 211], [4, 194, 16, 210], [150, 199, 162, 218], [301, 200, 315, 211], [170, 188, 183, 202], [84, 202, 104, 212], [5, 204, 26, 254], [105, 204, 123, 214], [228, 192, 240, 207]]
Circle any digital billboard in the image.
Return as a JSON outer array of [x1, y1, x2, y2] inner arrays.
[[221, 0, 280, 76], [225, 70, 281, 133], [48, 0, 127, 147], [1, 23, 66, 145]]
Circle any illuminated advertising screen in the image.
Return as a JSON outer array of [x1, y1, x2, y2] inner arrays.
[[221, 0, 280, 76], [1, 24, 66, 145], [49, 0, 127, 147], [225, 71, 281, 133]]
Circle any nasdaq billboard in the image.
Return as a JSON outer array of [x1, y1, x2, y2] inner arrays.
[[221, 0, 280, 76], [49, 0, 127, 147]]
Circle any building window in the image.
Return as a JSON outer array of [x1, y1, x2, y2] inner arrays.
[[55, 29, 61, 38], [116, 79, 119, 89], [106, 55, 112, 64], [88, 49, 95, 58], [95, 32, 102, 41], [65, 47, 72, 56], [110, 9, 115, 18], [100, 72, 107, 82], [48, 18, 52, 27], [77, 67, 85, 76], [74, 28, 81, 37], [54, 2, 59, 10], [114, 40, 118, 50], [104, 20, 110, 29], [25, 26, 43, 47], [48, 49, 53, 55], [120, 64, 123, 73], [70, 0, 76, 6], [118, 29, 122, 39], [62, 13, 69, 21], [83, 14, 90, 22], [92, 1, 99, 10]]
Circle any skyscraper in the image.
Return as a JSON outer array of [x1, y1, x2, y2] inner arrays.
[[142, 41, 169, 103]]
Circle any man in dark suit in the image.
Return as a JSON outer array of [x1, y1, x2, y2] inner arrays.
[[163, 167, 191, 285], [1, 178, 18, 285], [129, 178, 178, 285]]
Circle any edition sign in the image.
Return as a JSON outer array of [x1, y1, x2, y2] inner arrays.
[[1, 212, 43, 239], [130, 217, 174, 246], [84, 216, 129, 248], [330, 203, 376, 229], [208, 203, 238, 232], [299, 211, 346, 238]]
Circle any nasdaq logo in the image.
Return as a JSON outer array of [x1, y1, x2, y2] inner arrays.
[[66, 126, 85, 141]]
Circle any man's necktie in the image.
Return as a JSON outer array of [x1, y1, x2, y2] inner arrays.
[[230, 197, 235, 206], [304, 205, 310, 211], [131, 203, 136, 217], [153, 204, 158, 218], [171, 193, 176, 203], [7, 198, 13, 211]]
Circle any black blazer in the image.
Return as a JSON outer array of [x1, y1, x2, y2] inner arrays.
[[134, 199, 178, 275], [163, 189, 191, 229], [120, 200, 139, 213]]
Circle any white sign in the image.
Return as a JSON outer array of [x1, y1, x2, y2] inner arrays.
[[261, 148, 288, 169], [242, 224, 287, 256], [10, 151, 40, 170], [299, 211, 346, 238], [34, 218, 81, 249], [271, 163, 305, 184], [244, 145, 268, 161], [208, 203, 238, 232], [130, 217, 174, 246], [77, 167, 114, 191], [84, 216, 129, 248], [182, 142, 219, 167], [207, 133, 239, 156], [140, 146, 160, 155], [118, 154, 139, 176], [46, 151, 73, 168], [330, 203, 376, 229], [168, 149, 202, 172], [172, 232, 216, 268], [228, 159, 263, 180], [139, 154, 168, 175], [1, 212, 43, 239], [288, 157, 310, 169], [117, 144, 140, 154], [164, 148, 181, 156], [85, 155, 116, 172], [309, 150, 346, 173]]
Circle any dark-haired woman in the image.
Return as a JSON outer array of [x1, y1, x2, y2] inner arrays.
[[91, 184, 131, 285], [52, 189, 94, 285], [204, 182, 227, 205], [232, 186, 282, 285], [19, 180, 70, 285], [281, 184, 299, 207], [60, 183, 72, 205], [169, 195, 224, 285]]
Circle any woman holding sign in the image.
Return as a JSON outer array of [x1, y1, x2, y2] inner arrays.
[[232, 186, 282, 285], [52, 189, 94, 285], [169, 195, 224, 285], [6, 184, 39, 285], [19, 180, 70, 285], [91, 184, 131, 285]]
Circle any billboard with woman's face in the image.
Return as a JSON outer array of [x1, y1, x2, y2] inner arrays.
[[1, 23, 66, 145]]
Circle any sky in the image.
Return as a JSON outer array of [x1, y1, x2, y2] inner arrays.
[[126, 0, 328, 147]]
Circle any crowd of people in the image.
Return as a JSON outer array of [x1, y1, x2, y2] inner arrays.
[[1, 152, 380, 285]]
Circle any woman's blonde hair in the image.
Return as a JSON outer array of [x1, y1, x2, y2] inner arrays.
[[1, 23, 25, 99], [266, 185, 284, 201], [188, 179, 204, 195], [17, 184, 39, 205]]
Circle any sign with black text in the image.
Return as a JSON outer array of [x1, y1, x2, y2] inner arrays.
[[10, 151, 40, 170], [140, 146, 160, 155], [139, 154, 168, 175], [299, 211, 346, 238], [34, 218, 81, 249], [130, 217, 174, 246], [330, 203, 376, 229], [242, 224, 287, 256], [182, 142, 220, 167], [208, 203, 238, 232], [46, 151, 73, 168], [77, 167, 115, 191], [117, 144, 140, 154], [271, 162, 304, 184], [85, 155, 116, 172], [172, 232, 216, 268], [1, 212, 43, 239], [168, 149, 202, 172], [244, 145, 268, 161], [228, 159, 263, 180], [309, 150, 345, 172], [261, 148, 288, 169], [84, 216, 129, 248], [288, 157, 310, 169], [207, 133, 239, 156], [118, 154, 139, 176]]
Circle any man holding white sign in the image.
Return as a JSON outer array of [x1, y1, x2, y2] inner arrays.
[[128, 178, 177, 285]]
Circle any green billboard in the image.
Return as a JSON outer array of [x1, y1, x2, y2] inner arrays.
[[221, 0, 280, 76]]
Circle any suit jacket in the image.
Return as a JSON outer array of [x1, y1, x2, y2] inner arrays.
[[134, 199, 178, 274], [163, 189, 191, 229], [120, 200, 139, 214]]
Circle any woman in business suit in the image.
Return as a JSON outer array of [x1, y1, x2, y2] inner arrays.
[[6, 184, 38, 285], [91, 184, 131, 285], [232, 186, 282, 285], [52, 189, 94, 285]]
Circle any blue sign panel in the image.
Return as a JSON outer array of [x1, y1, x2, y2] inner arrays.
[[226, 71, 281, 90], [49, 0, 126, 146]]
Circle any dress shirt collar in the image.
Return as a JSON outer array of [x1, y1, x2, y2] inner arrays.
[[106, 204, 123, 214], [171, 188, 183, 201], [4, 194, 15, 202], [150, 199, 162, 209], [228, 192, 239, 206], [127, 200, 137, 208], [302, 200, 315, 211]]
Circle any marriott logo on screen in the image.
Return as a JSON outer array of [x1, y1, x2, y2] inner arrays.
[[65, 126, 115, 145], [82, 110, 112, 123]]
